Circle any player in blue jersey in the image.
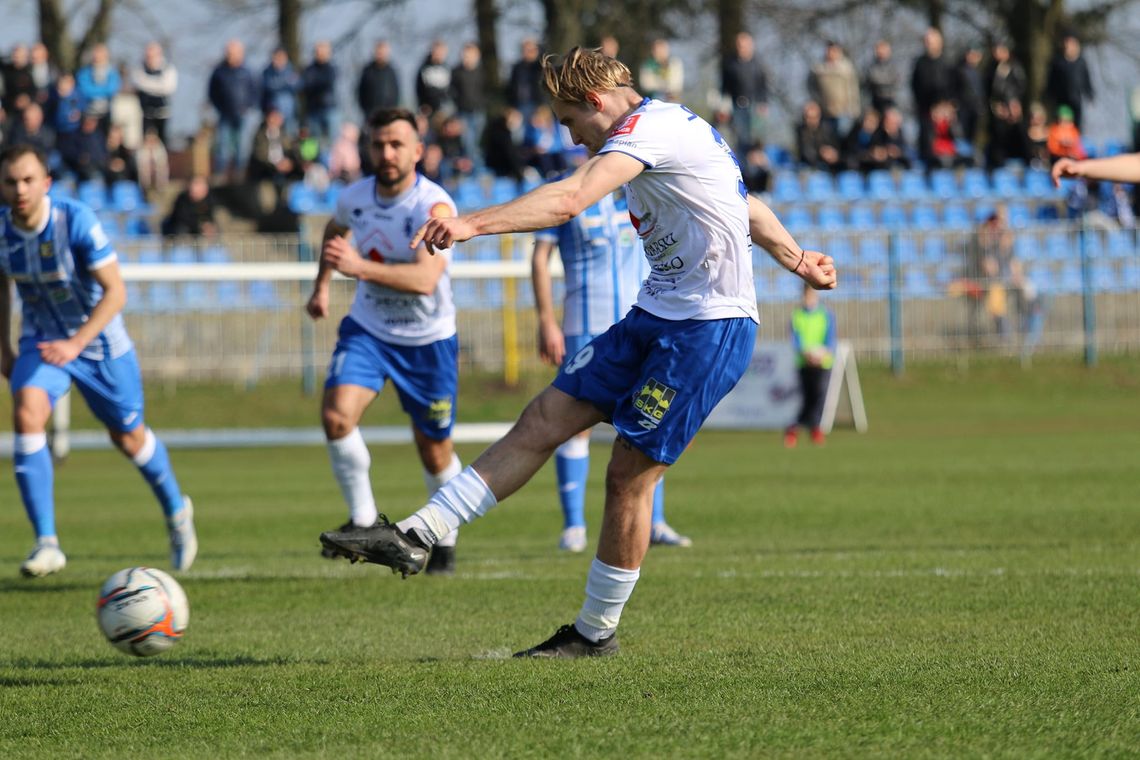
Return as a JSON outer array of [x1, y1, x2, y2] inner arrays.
[[532, 177, 690, 551], [0, 144, 197, 578], [321, 48, 836, 657]]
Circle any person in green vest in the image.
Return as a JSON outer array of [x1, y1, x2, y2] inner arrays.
[[785, 282, 837, 447]]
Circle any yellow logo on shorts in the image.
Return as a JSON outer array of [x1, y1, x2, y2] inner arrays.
[[427, 398, 453, 427], [634, 379, 676, 424]]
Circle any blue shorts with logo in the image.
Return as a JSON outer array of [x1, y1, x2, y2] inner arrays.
[[11, 339, 146, 433], [325, 316, 458, 440], [553, 307, 756, 464]]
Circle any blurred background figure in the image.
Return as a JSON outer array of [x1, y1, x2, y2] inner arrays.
[[785, 283, 837, 448], [639, 38, 683, 102], [132, 42, 178, 145]]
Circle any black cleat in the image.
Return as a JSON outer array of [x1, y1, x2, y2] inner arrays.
[[513, 623, 619, 658], [425, 545, 456, 576], [318, 514, 429, 578], [320, 521, 369, 559]]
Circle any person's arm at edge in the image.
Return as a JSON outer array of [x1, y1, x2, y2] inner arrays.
[[1051, 153, 1140, 186], [748, 194, 837, 289], [531, 237, 564, 365], [410, 151, 644, 251], [306, 217, 349, 319]]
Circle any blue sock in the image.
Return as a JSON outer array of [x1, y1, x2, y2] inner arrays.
[[132, 429, 184, 519], [15, 433, 55, 538], [555, 450, 589, 529], [651, 478, 666, 525]]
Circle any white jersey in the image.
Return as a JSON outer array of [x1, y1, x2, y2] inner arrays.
[[597, 98, 758, 323], [334, 174, 457, 346]]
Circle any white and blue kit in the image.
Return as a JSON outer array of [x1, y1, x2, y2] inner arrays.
[[551, 98, 759, 464], [325, 174, 459, 440], [1, 196, 185, 538]]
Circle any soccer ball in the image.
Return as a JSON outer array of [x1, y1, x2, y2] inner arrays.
[[96, 567, 189, 657]]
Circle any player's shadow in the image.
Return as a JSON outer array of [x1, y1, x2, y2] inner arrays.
[[0, 579, 90, 594]]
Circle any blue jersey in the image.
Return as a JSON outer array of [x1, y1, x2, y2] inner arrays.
[[536, 191, 645, 337], [0, 196, 132, 361]]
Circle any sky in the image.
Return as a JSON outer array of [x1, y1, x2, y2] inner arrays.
[[1, 0, 1137, 151]]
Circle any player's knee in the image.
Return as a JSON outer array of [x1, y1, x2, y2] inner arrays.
[[13, 399, 50, 433], [321, 407, 354, 439], [109, 426, 146, 457]]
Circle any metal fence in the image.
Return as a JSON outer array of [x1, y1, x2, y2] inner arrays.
[[103, 223, 1140, 388]]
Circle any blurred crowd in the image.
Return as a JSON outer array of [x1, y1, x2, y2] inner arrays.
[[0, 26, 1126, 226]]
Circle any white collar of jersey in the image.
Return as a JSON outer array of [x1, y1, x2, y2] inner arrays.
[[12, 196, 52, 239], [372, 173, 421, 209]]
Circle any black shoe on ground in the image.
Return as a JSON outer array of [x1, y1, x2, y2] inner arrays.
[[318, 514, 429, 578], [320, 520, 370, 559], [512, 623, 619, 658], [425, 545, 456, 576]]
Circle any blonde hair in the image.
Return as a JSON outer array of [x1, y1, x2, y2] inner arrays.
[[542, 46, 632, 104]]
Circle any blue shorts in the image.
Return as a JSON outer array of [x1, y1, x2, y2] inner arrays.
[[325, 317, 458, 440], [11, 341, 146, 433], [553, 308, 756, 464], [562, 333, 601, 368]]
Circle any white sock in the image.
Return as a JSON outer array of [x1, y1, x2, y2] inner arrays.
[[574, 557, 640, 642], [397, 466, 496, 545], [327, 428, 377, 527], [424, 453, 462, 548]]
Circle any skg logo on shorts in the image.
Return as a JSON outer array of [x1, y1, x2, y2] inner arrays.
[[427, 398, 453, 428], [634, 378, 676, 430]]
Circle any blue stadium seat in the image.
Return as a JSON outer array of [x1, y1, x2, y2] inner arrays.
[[879, 204, 906, 227], [202, 246, 231, 264], [817, 206, 845, 229], [322, 181, 345, 212], [857, 237, 888, 264], [904, 269, 936, 297], [248, 281, 280, 308], [894, 236, 918, 262], [974, 204, 995, 223], [929, 170, 957, 200], [1035, 203, 1060, 222], [961, 168, 990, 199], [136, 247, 162, 264], [804, 171, 836, 201], [455, 177, 484, 210], [287, 184, 318, 214], [215, 281, 241, 307], [921, 236, 947, 262], [942, 202, 970, 228], [1092, 260, 1118, 291], [169, 245, 196, 264], [782, 206, 812, 231], [1054, 262, 1083, 294], [910, 204, 939, 229], [771, 171, 802, 203], [837, 171, 865, 200], [991, 168, 1020, 197], [1023, 169, 1054, 198], [490, 177, 519, 204], [100, 215, 122, 240], [1014, 236, 1041, 262], [110, 181, 146, 213], [77, 180, 106, 211], [1121, 261, 1140, 289], [867, 170, 896, 200], [1044, 232, 1070, 261], [1106, 230, 1134, 258], [1007, 203, 1031, 228], [125, 214, 152, 238], [825, 237, 854, 262], [899, 170, 928, 199], [848, 203, 876, 228]]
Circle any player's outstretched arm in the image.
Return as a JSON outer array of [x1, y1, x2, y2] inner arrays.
[[748, 195, 837, 290], [1052, 153, 1140, 186], [411, 152, 646, 253]]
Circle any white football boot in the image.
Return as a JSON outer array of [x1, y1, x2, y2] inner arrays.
[[168, 496, 198, 572], [559, 526, 587, 553], [20, 540, 67, 578], [650, 522, 693, 548]]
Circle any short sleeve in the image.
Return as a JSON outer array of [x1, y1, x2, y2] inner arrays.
[[333, 189, 353, 228], [70, 204, 116, 270], [597, 111, 662, 169]]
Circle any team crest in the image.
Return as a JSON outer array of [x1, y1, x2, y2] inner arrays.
[[633, 378, 676, 430], [40, 242, 53, 258]]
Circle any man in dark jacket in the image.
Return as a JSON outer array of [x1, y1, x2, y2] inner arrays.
[[910, 28, 954, 165], [131, 42, 178, 145], [506, 39, 543, 120], [416, 40, 451, 118], [451, 42, 486, 167], [1046, 33, 1094, 129], [207, 40, 257, 182], [302, 41, 338, 146], [358, 41, 400, 119], [720, 31, 769, 154]]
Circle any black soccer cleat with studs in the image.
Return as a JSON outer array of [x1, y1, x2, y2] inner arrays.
[[318, 514, 429, 578], [513, 623, 620, 658]]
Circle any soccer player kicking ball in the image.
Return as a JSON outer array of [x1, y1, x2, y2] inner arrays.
[[0, 145, 196, 578], [321, 48, 836, 656], [307, 109, 464, 575]]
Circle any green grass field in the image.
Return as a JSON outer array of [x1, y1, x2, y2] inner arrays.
[[1, 357, 1138, 758]]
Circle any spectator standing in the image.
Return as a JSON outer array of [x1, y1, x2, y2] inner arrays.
[[207, 39, 257, 183], [953, 45, 986, 147], [75, 44, 120, 132], [911, 28, 954, 165], [248, 107, 301, 208], [1045, 33, 1094, 129], [131, 42, 178, 145], [302, 41, 338, 147], [4, 102, 54, 156], [863, 40, 899, 115], [358, 41, 400, 119], [784, 282, 837, 448], [415, 40, 452, 119], [103, 123, 138, 185], [482, 106, 527, 182], [506, 39, 544, 120], [261, 47, 300, 131], [136, 128, 170, 198], [721, 32, 769, 153], [110, 65, 143, 152], [450, 42, 486, 166], [58, 112, 108, 181], [29, 43, 54, 107], [986, 41, 1026, 110], [47, 73, 85, 141], [986, 99, 1031, 168], [639, 38, 684, 102], [807, 41, 861, 136], [2, 45, 37, 117]]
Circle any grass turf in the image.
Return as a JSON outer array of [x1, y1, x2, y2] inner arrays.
[[0, 356, 1138, 758]]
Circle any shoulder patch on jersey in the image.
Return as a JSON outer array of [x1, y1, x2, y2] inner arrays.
[[610, 114, 641, 138], [430, 202, 453, 219]]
